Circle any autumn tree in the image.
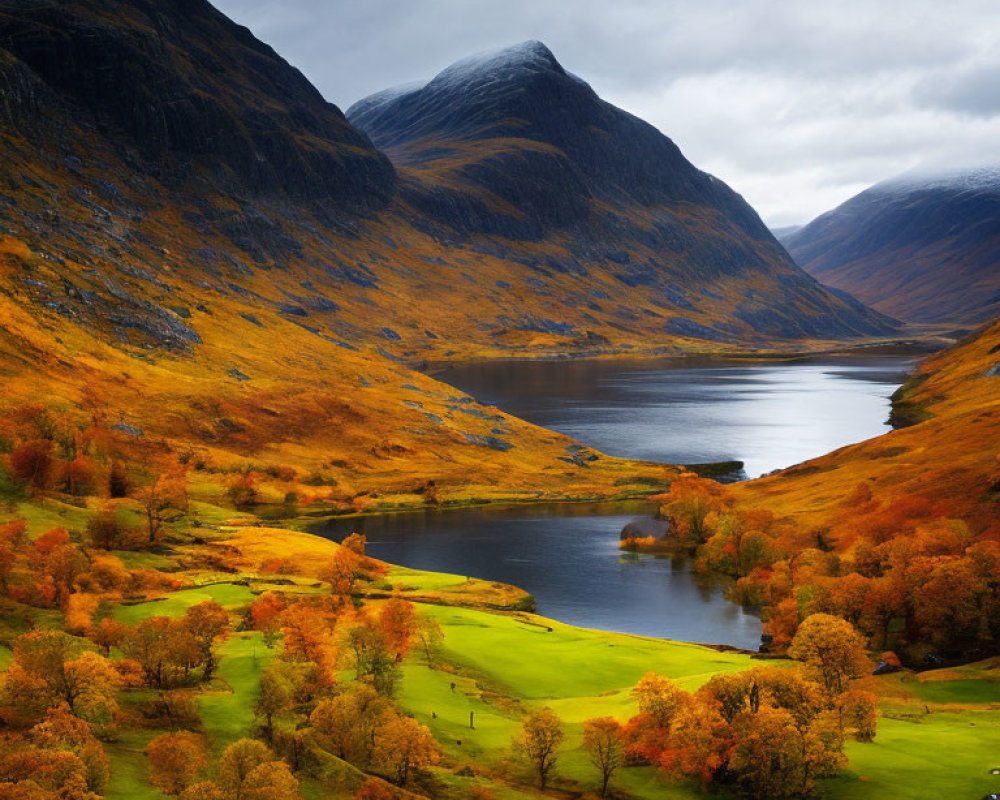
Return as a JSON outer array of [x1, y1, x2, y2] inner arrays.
[[656, 475, 731, 547], [701, 510, 779, 579], [0, 707, 110, 798], [582, 717, 625, 797], [372, 714, 438, 786], [348, 619, 398, 696], [838, 688, 878, 742], [183, 600, 229, 681], [85, 511, 131, 551], [322, 535, 382, 602], [788, 614, 870, 697], [42, 539, 90, 606], [515, 707, 564, 790], [241, 761, 300, 800], [33, 527, 71, 556], [147, 731, 207, 795], [0, 631, 118, 728], [728, 705, 816, 800], [323, 547, 361, 600], [631, 672, 688, 729], [658, 697, 733, 784], [31, 707, 111, 794], [179, 781, 226, 800], [80, 555, 131, 594], [623, 672, 691, 767], [217, 739, 273, 799], [120, 617, 200, 688], [57, 455, 98, 497], [911, 557, 991, 653], [249, 593, 285, 648], [61, 651, 121, 730], [108, 460, 129, 498], [379, 598, 415, 660], [309, 684, 393, 767], [0, 519, 26, 594], [92, 618, 126, 656], [255, 663, 294, 743], [341, 533, 367, 556], [136, 457, 188, 544], [10, 440, 53, 494], [414, 614, 444, 668]]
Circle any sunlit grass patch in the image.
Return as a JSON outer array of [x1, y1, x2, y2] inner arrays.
[[113, 583, 254, 624]]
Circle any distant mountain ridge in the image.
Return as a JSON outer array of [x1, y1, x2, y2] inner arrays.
[[783, 165, 1000, 324], [348, 41, 751, 222]]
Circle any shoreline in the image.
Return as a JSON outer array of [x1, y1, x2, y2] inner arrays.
[[418, 334, 946, 374]]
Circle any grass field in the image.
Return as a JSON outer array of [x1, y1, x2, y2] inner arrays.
[[113, 583, 255, 625], [834, 711, 1000, 800], [105, 731, 170, 800], [96, 566, 1000, 800], [0, 509, 993, 800], [197, 632, 274, 753], [389, 605, 1000, 800], [909, 677, 1000, 705]]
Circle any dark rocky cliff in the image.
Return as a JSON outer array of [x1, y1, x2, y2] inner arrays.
[[0, 0, 395, 207]]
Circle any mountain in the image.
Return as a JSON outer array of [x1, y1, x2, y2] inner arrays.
[[0, 0, 395, 206], [0, 2, 896, 508], [347, 41, 895, 342], [783, 166, 1000, 324]]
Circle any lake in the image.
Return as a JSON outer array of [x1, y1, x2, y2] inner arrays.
[[434, 355, 915, 479], [315, 355, 915, 648]]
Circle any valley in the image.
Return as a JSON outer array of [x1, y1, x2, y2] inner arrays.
[[0, 2, 997, 800]]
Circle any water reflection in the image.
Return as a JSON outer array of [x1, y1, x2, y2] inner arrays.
[[314, 502, 764, 649], [434, 355, 914, 478]]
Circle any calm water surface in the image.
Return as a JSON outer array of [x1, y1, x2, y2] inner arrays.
[[317, 356, 914, 648], [436, 355, 914, 479], [317, 501, 764, 649]]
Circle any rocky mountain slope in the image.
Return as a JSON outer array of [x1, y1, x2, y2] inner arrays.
[[782, 166, 1000, 324], [348, 41, 895, 343], [0, 0, 897, 505]]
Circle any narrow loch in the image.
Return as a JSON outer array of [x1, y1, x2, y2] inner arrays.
[[435, 355, 915, 479], [317, 355, 914, 648]]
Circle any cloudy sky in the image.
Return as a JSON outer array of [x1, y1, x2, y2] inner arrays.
[[214, 0, 1000, 227]]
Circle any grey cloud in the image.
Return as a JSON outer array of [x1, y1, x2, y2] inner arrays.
[[213, 0, 1000, 225], [914, 62, 1000, 117]]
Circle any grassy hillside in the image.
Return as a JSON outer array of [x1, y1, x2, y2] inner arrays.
[[735, 318, 1000, 535]]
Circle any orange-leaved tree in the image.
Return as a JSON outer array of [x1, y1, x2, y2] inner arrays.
[[582, 716, 626, 797], [514, 707, 564, 790], [147, 731, 207, 795]]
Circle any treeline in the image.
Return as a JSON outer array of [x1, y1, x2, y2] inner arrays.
[[0, 402, 365, 518], [0, 525, 439, 800], [655, 476, 1000, 661], [513, 614, 876, 799]]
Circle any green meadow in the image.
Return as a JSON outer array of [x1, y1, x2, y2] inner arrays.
[[48, 574, 1000, 800]]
